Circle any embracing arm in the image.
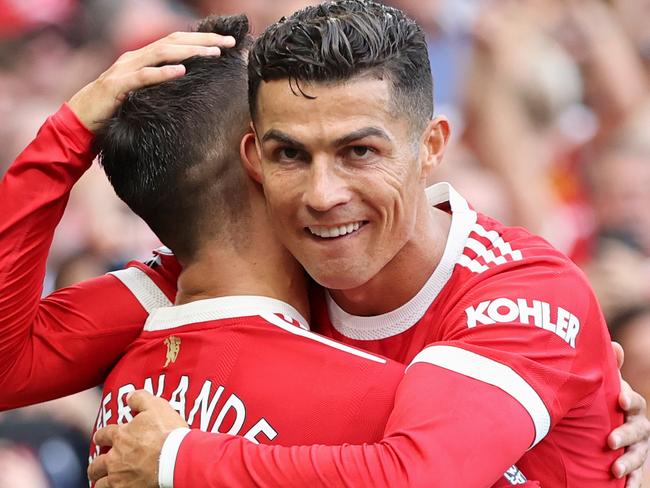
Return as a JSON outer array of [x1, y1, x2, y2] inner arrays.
[[170, 356, 536, 487], [0, 31, 234, 408]]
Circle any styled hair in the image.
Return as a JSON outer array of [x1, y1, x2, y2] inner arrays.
[[248, 0, 433, 130], [96, 15, 253, 262]]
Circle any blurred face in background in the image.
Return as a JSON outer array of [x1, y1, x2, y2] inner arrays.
[[587, 152, 650, 254]]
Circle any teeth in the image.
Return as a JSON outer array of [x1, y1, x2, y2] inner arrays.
[[308, 221, 363, 239]]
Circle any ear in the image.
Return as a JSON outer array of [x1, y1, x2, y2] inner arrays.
[[419, 116, 451, 183], [240, 123, 263, 184]]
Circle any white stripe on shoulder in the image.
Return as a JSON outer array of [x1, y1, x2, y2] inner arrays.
[[458, 223, 524, 274], [260, 313, 387, 364], [473, 223, 523, 261], [407, 345, 550, 448], [109, 267, 172, 313]]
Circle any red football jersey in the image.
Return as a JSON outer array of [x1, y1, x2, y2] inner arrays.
[[308, 183, 624, 486], [88, 295, 405, 480]]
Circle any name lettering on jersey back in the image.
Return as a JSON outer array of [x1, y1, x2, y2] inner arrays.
[[465, 298, 580, 348], [90, 373, 279, 464]]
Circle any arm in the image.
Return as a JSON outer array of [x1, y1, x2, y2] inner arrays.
[[170, 359, 536, 487], [90, 364, 536, 488], [0, 31, 234, 408]]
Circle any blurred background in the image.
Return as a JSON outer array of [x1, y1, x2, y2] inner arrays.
[[0, 0, 649, 486]]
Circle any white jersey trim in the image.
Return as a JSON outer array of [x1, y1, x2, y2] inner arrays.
[[458, 223, 524, 274], [144, 295, 309, 332], [326, 182, 477, 341], [408, 345, 550, 448], [260, 313, 387, 364], [109, 267, 173, 313], [158, 427, 191, 488]]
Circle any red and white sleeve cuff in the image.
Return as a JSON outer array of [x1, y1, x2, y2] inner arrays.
[[158, 427, 191, 488]]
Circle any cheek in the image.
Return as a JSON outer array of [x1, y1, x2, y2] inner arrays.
[[262, 178, 301, 227]]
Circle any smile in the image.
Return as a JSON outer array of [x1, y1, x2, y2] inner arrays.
[[307, 221, 367, 239]]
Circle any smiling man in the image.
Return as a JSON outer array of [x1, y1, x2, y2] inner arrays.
[[89, 1, 643, 487]]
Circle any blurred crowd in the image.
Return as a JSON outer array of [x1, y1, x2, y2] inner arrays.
[[0, 0, 649, 486]]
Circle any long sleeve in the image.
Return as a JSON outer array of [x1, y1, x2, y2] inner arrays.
[[168, 361, 536, 487], [0, 106, 154, 408]]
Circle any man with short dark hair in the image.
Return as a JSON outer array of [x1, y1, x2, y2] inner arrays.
[[89, 2, 645, 486]]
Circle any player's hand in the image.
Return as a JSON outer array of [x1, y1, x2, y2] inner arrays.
[[608, 341, 650, 487], [68, 31, 236, 132], [88, 390, 188, 488]]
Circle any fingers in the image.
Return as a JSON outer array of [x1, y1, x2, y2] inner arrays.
[[94, 425, 118, 447], [620, 380, 647, 415], [126, 389, 159, 414], [161, 31, 236, 48], [612, 341, 625, 369], [88, 453, 109, 482], [624, 467, 643, 488], [611, 441, 649, 479], [117, 32, 236, 70], [608, 413, 650, 450], [118, 43, 222, 72], [94, 478, 111, 488], [116, 65, 186, 98]]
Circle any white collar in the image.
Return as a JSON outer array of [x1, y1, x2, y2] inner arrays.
[[325, 182, 476, 340], [144, 295, 309, 332]]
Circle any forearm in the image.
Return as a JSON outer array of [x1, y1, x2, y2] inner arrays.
[[168, 364, 535, 488], [0, 105, 95, 381]]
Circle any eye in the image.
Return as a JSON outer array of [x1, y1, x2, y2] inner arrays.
[[346, 145, 375, 161], [351, 146, 370, 157], [279, 147, 301, 160]]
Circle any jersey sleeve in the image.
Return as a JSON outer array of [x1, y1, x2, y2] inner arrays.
[[429, 257, 614, 440], [158, 260, 615, 487], [161, 359, 535, 487], [0, 106, 175, 408]]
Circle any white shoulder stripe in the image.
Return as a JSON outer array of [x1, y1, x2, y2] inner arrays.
[[458, 254, 489, 273], [458, 224, 524, 274], [260, 313, 387, 364], [407, 345, 550, 448], [109, 267, 172, 313], [472, 223, 523, 261]]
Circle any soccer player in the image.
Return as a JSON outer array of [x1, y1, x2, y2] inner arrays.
[[87, 2, 648, 487]]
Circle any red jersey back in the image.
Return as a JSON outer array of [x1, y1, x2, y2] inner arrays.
[[89, 295, 404, 463], [313, 183, 624, 487]]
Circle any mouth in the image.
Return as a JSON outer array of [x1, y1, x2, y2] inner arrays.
[[306, 221, 368, 239]]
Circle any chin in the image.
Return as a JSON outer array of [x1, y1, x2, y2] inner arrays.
[[307, 267, 370, 291]]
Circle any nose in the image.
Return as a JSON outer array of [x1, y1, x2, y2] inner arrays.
[[302, 159, 352, 212]]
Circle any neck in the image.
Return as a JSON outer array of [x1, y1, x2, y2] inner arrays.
[[330, 203, 451, 316], [175, 199, 309, 323]]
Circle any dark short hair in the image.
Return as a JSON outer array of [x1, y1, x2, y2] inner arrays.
[[97, 15, 252, 262], [248, 0, 433, 130]]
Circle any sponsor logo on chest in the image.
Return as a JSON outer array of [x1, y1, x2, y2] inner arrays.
[[465, 298, 580, 348]]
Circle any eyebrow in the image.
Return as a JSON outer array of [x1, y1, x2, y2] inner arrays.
[[261, 130, 306, 150], [333, 127, 391, 147], [261, 126, 391, 150]]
